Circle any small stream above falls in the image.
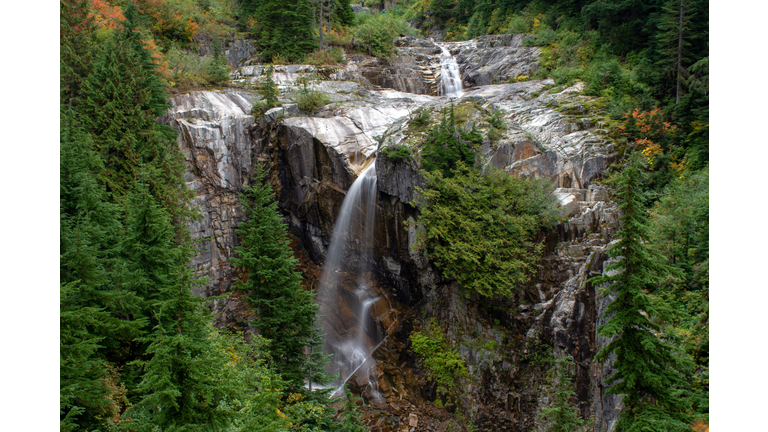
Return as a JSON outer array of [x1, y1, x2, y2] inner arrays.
[[317, 161, 386, 404], [438, 45, 463, 98]]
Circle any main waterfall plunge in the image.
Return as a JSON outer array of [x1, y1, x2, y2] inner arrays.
[[314, 48, 465, 401], [317, 161, 385, 404]]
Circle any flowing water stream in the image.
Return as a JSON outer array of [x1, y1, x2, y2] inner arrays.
[[317, 161, 385, 403], [438, 45, 464, 98]]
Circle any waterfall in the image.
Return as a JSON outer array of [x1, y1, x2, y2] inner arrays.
[[438, 45, 463, 98], [318, 161, 384, 404]]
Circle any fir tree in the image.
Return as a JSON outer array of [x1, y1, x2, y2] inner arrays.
[[79, 1, 190, 221], [420, 105, 476, 177], [60, 110, 147, 356], [588, 152, 692, 432], [60, 0, 94, 106], [538, 355, 585, 432], [248, 0, 317, 62], [338, 386, 367, 432], [60, 110, 143, 429], [60, 281, 112, 432], [254, 65, 280, 114], [334, 0, 356, 27], [305, 324, 334, 393], [122, 182, 183, 313], [208, 37, 231, 85], [232, 162, 330, 393], [656, 0, 693, 104], [124, 238, 238, 431]]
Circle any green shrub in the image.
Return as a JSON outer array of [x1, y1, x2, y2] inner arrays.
[[409, 319, 468, 394], [304, 47, 346, 66], [487, 108, 505, 129], [411, 108, 432, 127], [420, 106, 476, 177], [294, 85, 329, 113], [414, 163, 559, 297], [351, 13, 418, 59], [523, 26, 557, 47], [165, 46, 214, 90], [382, 144, 412, 160], [507, 13, 533, 34]]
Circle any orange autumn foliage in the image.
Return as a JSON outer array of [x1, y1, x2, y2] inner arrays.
[[691, 420, 709, 432], [90, 0, 125, 31], [142, 38, 169, 75], [136, 0, 199, 41]]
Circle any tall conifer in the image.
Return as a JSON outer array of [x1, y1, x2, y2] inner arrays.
[[79, 1, 190, 221], [60, 111, 141, 429], [124, 189, 237, 430], [60, 111, 147, 354], [232, 162, 331, 393], [589, 152, 691, 431], [60, 0, 94, 106]]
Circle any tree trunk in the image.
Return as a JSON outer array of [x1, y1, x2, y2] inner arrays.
[[675, 0, 685, 104]]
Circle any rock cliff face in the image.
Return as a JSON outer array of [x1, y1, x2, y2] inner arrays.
[[163, 36, 623, 431]]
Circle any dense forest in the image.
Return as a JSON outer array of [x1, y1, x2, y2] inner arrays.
[[56, 0, 712, 430]]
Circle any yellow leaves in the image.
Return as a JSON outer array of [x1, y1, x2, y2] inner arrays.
[[287, 392, 304, 403], [226, 344, 243, 366], [670, 160, 688, 178], [691, 420, 708, 432]]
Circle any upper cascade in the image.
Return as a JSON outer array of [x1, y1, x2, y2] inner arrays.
[[438, 45, 464, 98]]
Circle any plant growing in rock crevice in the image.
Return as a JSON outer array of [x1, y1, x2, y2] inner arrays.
[[251, 66, 279, 115], [381, 143, 413, 160], [537, 355, 586, 432], [293, 78, 330, 113], [409, 318, 468, 397]]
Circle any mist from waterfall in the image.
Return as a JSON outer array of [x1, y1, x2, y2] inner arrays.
[[318, 161, 384, 403], [438, 45, 464, 98]]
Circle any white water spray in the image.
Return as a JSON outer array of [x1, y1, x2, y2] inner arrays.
[[318, 161, 384, 404], [438, 45, 464, 98]]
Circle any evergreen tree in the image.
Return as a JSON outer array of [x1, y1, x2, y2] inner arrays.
[[60, 110, 147, 357], [334, 0, 355, 27], [538, 355, 585, 432], [254, 65, 280, 114], [60, 110, 143, 429], [60, 0, 94, 106], [420, 105, 476, 177], [655, 0, 693, 104], [79, 1, 190, 220], [305, 325, 334, 393], [122, 182, 183, 314], [588, 152, 692, 431], [338, 386, 366, 432], [208, 36, 231, 85], [60, 281, 112, 432], [246, 0, 317, 62], [125, 237, 238, 431], [232, 162, 329, 393]]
